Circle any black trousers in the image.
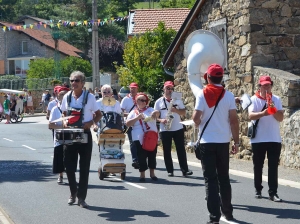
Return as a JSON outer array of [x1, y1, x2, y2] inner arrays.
[[127, 128, 138, 162], [64, 132, 92, 200], [53, 144, 65, 174], [160, 128, 189, 173], [200, 143, 233, 222], [252, 142, 281, 196], [134, 140, 157, 172]]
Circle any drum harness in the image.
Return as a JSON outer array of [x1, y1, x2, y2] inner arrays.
[[61, 90, 89, 144]]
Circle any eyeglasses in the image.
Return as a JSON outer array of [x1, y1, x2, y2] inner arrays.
[[166, 87, 174, 91], [103, 91, 111, 94], [137, 99, 147, 103], [70, 79, 80, 83]]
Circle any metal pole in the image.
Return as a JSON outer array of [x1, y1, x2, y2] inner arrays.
[[92, 0, 99, 89]]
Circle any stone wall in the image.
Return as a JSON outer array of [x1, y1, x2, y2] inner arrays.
[[171, 0, 300, 169]]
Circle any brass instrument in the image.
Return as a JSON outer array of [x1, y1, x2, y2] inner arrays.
[[164, 92, 182, 130]]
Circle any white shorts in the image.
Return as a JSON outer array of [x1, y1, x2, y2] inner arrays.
[[4, 109, 10, 115]]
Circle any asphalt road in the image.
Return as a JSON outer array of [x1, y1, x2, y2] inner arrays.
[[0, 116, 300, 224]]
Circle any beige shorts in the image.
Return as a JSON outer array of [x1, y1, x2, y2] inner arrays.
[[27, 101, 33, 107]]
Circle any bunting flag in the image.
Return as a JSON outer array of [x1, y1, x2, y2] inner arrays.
[[1, 16, 129, 32]]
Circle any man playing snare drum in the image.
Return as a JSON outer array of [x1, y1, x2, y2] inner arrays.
[[60, 71, 102, 208]]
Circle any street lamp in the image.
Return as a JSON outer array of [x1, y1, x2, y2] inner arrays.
[[92, 0, 99, 89]]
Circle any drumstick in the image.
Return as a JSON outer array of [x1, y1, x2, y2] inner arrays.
[[124, 126, 130, 134]]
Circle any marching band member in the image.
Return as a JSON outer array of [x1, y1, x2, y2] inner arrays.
[[60, 71, 102, 208], [126, 93, 160, 181], [192, 64, 239, 223], [96, 84, 122, 114], [154, 81, 193, 177], [48, 86, 69, 184], [248, 76, 284, 202], [120, 82, 139, 169]]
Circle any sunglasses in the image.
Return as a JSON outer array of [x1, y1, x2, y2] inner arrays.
[[166, 87, 174, 91], [103, 91, 111, 94], [137, 99, 147, 103], [70, 79, 80, 83]]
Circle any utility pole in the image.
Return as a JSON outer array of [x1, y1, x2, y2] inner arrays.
[[92, 0, 99, 89]]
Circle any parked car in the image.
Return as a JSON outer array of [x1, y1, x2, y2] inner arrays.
[[119, 87, 130, 99]]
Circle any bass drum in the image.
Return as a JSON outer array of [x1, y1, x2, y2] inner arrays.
[[100, 111, 123, 133]]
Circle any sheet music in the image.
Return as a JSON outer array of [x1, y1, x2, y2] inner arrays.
[[171, 91, 182, 100], [240, 94, 252, 111]]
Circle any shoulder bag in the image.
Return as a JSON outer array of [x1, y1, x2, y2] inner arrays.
[[247, 104, 266, 139], [194, 89, 224, 160], [135, 110, 158, 151]]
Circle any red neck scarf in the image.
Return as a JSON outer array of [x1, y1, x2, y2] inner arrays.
[[255, 90, 272, 100], [203, 84, 225, 108], [137, 106, 148, 113]]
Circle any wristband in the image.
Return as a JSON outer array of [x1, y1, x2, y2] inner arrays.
[[234, 143, 240, 146]]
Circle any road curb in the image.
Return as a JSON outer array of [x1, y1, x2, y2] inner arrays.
[[0, 207, 14, 224]]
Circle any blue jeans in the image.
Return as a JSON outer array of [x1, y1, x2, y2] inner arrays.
[[127, 128, 138, 162]]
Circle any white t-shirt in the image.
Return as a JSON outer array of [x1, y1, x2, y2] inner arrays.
[[47, 99, 58, 112], [120, 95, 136, 113], [154, 97, 185, 132], [127, 107, 158, 145], [195, 89, 236, 143], [27, 95, 32, 103], [248, 94, 282, 143], [42, 93, 46, 101], [96, 98, 122, 114], [49, 106, 62, 147], [60, 91, 99, 123]]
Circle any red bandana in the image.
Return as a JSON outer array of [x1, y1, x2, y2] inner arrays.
[[203, 84, 225, 108], [255, 90, 272, 100]]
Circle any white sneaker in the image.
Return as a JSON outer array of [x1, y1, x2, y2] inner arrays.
[[57, 176, 63, 184]]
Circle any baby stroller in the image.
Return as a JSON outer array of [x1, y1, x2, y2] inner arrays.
[[97, 110, 126, 180]]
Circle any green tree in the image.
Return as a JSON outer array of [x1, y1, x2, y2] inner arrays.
[[60, 56, 92, 77], [115, 22, 176, 102], [160, 0, 196, 8], [27, 58, 55, 79]]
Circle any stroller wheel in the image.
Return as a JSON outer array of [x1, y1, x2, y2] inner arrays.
[[121, 172, 126, 180], [98, 168, 105, 180]]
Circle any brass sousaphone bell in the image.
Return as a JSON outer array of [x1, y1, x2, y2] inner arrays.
[[102, 96, 117, 106]]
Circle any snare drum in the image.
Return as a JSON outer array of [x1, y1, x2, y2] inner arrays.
[[55, 128, 87, 144], [100, 111, 123, 133]]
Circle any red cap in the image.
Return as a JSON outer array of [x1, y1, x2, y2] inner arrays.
[[259, 76, 272, 85], [57, 86, 70, 93], [164, 81, 174, 87], [206, 64, 224, 77], [129, 82, 139, 88], [54, 85, 61, 93]]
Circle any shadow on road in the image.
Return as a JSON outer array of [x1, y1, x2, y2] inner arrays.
[[0, 160, 53, 183], [89, 206, 169, 221], [234, 203, 300, 220], [88, 184, 129, 190]]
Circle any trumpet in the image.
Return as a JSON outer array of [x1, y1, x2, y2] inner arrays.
[[266, 91, 277, 115]]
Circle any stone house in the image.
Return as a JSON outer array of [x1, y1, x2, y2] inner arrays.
[[162, 0, 300, 169], [0, 21, 82, 77], [15, 15, 52, 33]]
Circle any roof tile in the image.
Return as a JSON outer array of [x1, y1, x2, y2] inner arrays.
[[130, 8, 190, 34]]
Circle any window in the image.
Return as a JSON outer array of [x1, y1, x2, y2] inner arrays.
[[0, 60, 4, 74], [22, 41, 28, 54], [15, 60, 30, 78], [209, 18, 228, 72]]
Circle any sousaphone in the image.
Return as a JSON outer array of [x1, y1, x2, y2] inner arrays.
[[184, 29, 226, 97]]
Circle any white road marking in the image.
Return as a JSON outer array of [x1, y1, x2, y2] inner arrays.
[[220, 216, 239, 224], [3, 138, 13, 142], [0, 207, 13, 224], [22, 145, 36, 151], [112, 177, 147, 189]]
